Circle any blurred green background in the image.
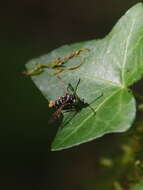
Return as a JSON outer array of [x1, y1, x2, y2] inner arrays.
[[1, 0, 141, 189]]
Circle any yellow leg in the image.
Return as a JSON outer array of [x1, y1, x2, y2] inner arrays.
[[66, 62, 84, 70], [23, 48, 89, 76], [23, 67, 43, 76], [74, 48, 90, 56], [54, 68, 65, 76], [53, 62, 84, 76]]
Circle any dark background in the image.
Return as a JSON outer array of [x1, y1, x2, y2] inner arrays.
[[0, 0, 141, 189]]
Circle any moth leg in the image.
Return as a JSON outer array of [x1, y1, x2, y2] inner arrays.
[[63, 109, 75, 113], [88, 105, 96, 115]]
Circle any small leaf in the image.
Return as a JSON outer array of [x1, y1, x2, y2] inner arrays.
[[25, 3, 143, 150]]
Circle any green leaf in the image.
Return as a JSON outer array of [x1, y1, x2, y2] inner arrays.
[[25, 3, 143, 151], [130, 181, 143, 190]]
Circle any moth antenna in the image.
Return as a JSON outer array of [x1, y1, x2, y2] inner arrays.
[[75, 78, 81, 93]]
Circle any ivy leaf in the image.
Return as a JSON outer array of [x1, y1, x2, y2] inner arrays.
[[25, 3, 143, 151]]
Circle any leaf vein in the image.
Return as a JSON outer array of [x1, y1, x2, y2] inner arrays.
[[122, 18, 136, 85]]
